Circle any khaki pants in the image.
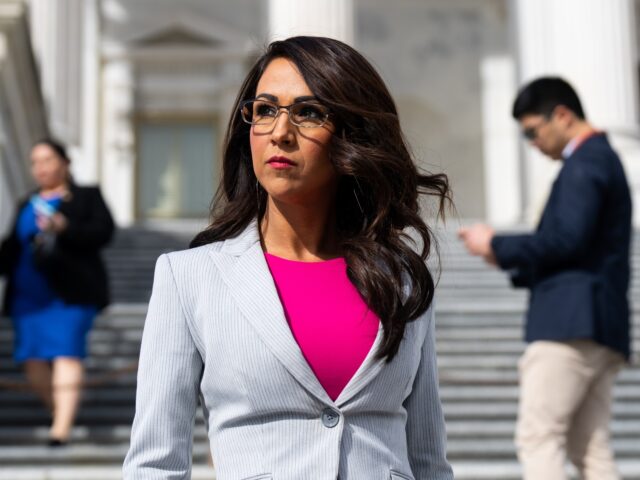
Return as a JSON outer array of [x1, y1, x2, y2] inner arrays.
[[516, 340, 624, 480]]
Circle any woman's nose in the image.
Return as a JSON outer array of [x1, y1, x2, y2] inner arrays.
[[270, 111, 295, 144]]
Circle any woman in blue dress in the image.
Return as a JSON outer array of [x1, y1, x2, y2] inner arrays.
[[0, 139, 114, 445]]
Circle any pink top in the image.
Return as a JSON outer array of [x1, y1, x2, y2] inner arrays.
[[265, 253, 380, 401]]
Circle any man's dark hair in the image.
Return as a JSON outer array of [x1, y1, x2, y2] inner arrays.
[[512, 77, 586, 120]]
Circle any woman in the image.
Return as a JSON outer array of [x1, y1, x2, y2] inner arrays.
[[124, 36, 453, 479], [0, 139, 114, 446]]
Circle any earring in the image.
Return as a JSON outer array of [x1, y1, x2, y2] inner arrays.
[[256, 179, 263, 211]]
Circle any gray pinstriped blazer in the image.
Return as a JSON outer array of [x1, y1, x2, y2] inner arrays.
[[123, 220, 453, 480]]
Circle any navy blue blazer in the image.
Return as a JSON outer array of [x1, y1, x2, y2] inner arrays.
[[491, 133, 632, 359]]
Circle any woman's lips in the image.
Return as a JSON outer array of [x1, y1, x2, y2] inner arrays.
[[266, 156, 296, 169]]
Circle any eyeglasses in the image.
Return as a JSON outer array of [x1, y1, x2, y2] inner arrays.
[[521, 112, 555, 141], [240, 99, 331, 129], [522, 121, 547, 141]]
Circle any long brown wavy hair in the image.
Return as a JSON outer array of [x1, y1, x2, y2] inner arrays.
[[191, 36, 450, 361]]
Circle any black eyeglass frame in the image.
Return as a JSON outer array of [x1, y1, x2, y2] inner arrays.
[[521, 109, 557, 141], [239, 99, 331, 129]]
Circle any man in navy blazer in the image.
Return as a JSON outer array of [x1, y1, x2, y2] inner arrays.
[[459, 77, 631, 480]]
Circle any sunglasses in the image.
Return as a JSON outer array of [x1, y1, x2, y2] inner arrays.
[[522, 120, 548, 141]]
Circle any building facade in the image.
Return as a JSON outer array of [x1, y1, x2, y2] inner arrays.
[[3, 0, 640, 231]]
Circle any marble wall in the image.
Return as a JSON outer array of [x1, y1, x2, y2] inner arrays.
[[355, 0, 511, 220]]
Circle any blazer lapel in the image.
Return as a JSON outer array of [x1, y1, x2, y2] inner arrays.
[[334, 323, 385, 407], [209, 221, 333, 404]]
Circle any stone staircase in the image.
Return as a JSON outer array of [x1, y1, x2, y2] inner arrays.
[[0, 226, 638, 479]]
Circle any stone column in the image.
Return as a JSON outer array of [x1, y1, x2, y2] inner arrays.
[[268, 0, 354, 44], [481, 55, 521, 226], [0, 0, 47, 222], [78, 0, 100, 184], [28, 0, 84, 144], [515, 0, 640, 225], [101, 59, 135, 226]]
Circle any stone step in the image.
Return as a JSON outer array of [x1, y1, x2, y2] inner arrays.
[[438, 256, 640, 265], [439, 302, 640, 316], [0, 443, 210, 466], [450, 460, 640, 480], [435, 342, 640, 356], [439, 369, 640, 385], [0, 329, 144, 343], [436, 257, 640, 266], [0, 389, 137, 407], [434, 289, 640, 299], [438, 354, 640, 369], [442, 401, 640, 420], [0, 343, 141, 356], [439, 385, 640, 401], [0, 425, 205, 445], [445, 438, 640, 460], [0, 357, 138, 373], [0, 466, 216, 480], [434, 312, 640, 325], [0, 408, 135, 426], [445, 419, 640, 438], [437, 328, 525, 341]]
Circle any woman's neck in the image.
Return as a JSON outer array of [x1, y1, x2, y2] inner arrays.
[[39, 183, 68, 198], [260, 198, 340, 262]]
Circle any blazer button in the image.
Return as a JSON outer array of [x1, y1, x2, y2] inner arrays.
[[321, 408, 340, 428]]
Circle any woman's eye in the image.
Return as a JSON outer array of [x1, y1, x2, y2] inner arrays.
[[255, 103, 277, 117], [296, 104, 324, 119]]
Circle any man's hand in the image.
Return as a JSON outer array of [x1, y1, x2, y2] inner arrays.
[[458, 224, 497, 266]]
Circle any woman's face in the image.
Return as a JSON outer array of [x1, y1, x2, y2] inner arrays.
[[250, 57, 337, 207], [30, 144, 69, 190]]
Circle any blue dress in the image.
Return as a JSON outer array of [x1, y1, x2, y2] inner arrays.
[[10, 195, 97, 362]]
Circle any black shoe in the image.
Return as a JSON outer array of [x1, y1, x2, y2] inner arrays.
[[47, 438, 68, 447]]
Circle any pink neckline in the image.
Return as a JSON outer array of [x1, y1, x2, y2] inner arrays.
[[264, 252, 345, 265]]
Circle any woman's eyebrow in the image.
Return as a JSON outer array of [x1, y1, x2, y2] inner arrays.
[[256, 93, 278, 102], [254, 93, 318, 103], [293, 95, 317, 103]]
